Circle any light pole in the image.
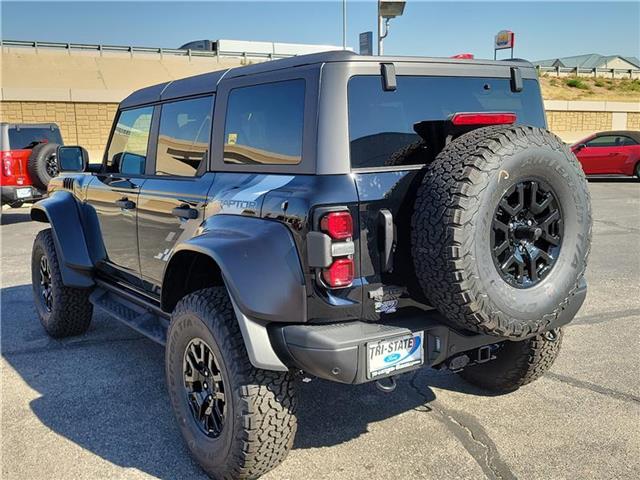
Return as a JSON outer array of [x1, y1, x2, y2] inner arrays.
[[377, 1, 406, 55], [343, 0, 347, 50]]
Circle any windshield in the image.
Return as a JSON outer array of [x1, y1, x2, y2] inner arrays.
[[348, 75, 546, 169], [8, 127, 63, 150]]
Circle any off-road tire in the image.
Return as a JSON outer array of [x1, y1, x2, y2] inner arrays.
[[31, 228, 93, 338], [459, 329, 563, 392], [28, 143, 59, 190], [166, 287, 297, 480], [412, 125, 592, 339]]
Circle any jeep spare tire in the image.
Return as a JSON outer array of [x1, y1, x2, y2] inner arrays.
[[412, 125, 591, 339], [28, 142, 59, 190]]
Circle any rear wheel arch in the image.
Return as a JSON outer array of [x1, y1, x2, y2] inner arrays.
[[161, 249, 225, 313]]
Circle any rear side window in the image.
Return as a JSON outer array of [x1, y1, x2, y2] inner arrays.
[[106, 106, 153, 174], [156, 96, 214, 176], [348, 76, 546, 169], [8, 127, 63, 149], [223, 79, 305, 165], [587, 135, 634, 147]]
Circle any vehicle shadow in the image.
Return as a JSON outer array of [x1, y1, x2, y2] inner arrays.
[[0, 283, 487, 478], [0, 210, 32, 225]]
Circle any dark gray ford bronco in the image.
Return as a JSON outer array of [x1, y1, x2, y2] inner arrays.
[[30, 51, 591, 479]]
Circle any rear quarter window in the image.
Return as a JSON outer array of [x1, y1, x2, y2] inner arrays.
[[223, 79, 305, 165], [348, 76, 546, 169]]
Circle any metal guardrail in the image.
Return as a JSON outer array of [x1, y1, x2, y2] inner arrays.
[[0, 39, 294, 61], [537, 65, 640, 78]]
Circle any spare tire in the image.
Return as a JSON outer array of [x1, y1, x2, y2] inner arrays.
[[411, 125, 591, 339], [28, 143, 59, 190]]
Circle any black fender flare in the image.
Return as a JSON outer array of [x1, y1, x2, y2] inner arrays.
[[163, 215, 307, 323], [31, 191, 95, 288]]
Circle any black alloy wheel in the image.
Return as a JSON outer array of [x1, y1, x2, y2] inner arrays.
[[491, 179, 563, 288], [183, 337, 226, 438], [39, 254, 53, 312], [45, 153, 58, 178]]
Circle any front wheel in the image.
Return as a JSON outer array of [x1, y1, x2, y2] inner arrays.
[[165, 287, 297, 480], [31, 228, 93, 337], [458, 329, 563, 393]]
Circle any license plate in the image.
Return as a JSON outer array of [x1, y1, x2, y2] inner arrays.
[[367, 331, 424, 378], [16, 188, 31, 199]]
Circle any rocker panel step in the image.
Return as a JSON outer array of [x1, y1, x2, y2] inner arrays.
[[90, 288, 167, 345]]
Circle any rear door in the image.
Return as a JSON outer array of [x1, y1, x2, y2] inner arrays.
[[347, 74, 547, 316], [85, 106, 153, 286], [136, 95, 215, 295]]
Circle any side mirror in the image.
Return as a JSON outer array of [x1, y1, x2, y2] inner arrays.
[[120, 152, 146, 175], [57, 146, 89, 172], [574, 143, 587, 152]]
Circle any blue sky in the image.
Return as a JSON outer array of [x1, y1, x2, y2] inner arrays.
[[1, 1, 638, 60]]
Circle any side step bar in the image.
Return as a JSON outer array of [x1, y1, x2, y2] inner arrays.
[[90, 286, 167, 345]]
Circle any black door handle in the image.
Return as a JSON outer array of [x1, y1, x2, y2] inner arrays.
[[171, 204, 198, 219], [115, 198, 135, 209]]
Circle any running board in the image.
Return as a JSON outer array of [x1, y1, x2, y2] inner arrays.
[[90, 288, 167, 345]]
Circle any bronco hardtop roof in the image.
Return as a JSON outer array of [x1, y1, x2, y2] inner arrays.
[[120, 50, 535, 109]]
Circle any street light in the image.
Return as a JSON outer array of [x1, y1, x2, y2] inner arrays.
[[377, 0, 406, 55]]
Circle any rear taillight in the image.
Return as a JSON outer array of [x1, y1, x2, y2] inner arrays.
[[451, 112, 517, 126], [318, 210, 355, 288], [320, 211, 353, 240], [322, 258, 354, 288], [2, 152, 13, 177]]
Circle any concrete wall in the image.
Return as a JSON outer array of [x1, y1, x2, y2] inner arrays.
[[544, 100, 640, 142], [2, 99, 639, 159], [0, 100, 118, 159], [1, 45, 638, 158], [0, 45, 244, 159]]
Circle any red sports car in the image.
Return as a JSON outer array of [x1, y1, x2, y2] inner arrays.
[[572, 130, 640, 178]]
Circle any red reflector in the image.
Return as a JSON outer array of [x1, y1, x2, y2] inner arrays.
[[322, 258, 354, 288], [320, 211, 353, 240], [451, 112, 517, 126]]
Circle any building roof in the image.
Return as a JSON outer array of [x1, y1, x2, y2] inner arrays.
[[534, 54, 640, 69]]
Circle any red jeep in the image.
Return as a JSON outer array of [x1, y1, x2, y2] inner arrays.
[[1, 122, 63, 207]]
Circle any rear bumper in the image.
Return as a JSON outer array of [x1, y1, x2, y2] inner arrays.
[[1, 186, 45, 205], [270, 279, 587, 384]]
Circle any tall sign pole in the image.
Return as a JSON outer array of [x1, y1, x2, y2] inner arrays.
[[343, 0, 347, 50]]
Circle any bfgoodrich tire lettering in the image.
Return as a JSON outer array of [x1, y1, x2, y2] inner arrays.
[[411, 126, 592, 339], [31, 228, 93, 338], [165, 287, 297, 480]]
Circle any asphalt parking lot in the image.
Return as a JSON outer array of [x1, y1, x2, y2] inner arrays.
[[1, 180, 639, 480]]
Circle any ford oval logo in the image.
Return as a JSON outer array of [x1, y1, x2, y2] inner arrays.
[[384, 353, 401, 363]]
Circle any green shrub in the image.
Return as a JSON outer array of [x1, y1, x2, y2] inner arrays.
[[619, 79, 640, 92], [594, 79, 605, 87], [564, 78, 590, 90]]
